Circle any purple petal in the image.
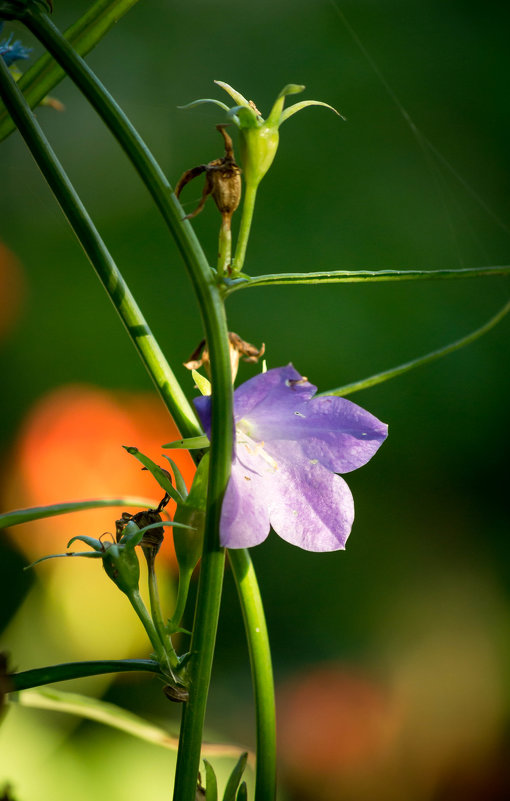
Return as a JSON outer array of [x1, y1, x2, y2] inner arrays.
[[193, 394, 212, 435], [233, 364, 316, 422], [219, 448, 272, 549], [264, 440, 354, 551]]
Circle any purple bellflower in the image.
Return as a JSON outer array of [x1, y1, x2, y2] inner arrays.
[[194, 364, 388, 552]]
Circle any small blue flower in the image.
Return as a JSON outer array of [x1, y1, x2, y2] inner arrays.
[[0, 26, 32, 67], [195, 365, 388, 552]]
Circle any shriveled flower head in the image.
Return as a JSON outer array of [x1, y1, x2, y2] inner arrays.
[[194, 365, 387, 552]]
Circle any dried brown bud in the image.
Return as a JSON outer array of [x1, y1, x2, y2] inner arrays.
[[184, 332, 265, 382], [175, 125, 241, 223]]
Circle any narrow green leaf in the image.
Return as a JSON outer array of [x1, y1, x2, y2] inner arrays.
[[13, 687, 251, 761], [0, 497, 159, 529], [163, 435, 210, 450], [279, 99, 343, 125], [25, 551, 103, 569], [320, 298, 510, 396], [223, 753, 248, 801], [277, 83, 305, 99], [203, 759, 218, 801]]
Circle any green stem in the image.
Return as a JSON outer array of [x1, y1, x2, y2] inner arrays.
[[229, 550, 276, 801], [232, 181, 258, 274], [145, 554, 180, 667], [8, 659, 161, 692], [223, 265, 510, 294], [167, 567, 194, 633], [0, 55, 195, 438], [127, 588, 174, 672], [0, 0, 141, 142], [321, 299, 510, 396], [217, 216, 232, 275], [1, 22, 276, 799]]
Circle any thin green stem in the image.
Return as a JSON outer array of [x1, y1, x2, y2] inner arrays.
[[232, 181, 258, 275], [145, 555, 180, 667], [223, 265, 510, 294], [127, 588, 174, 672], [320, 299, 510, 397], [8, 659, 161, 692], [0, 0, 141, 142], [167, 567, 194, 634], [217, 216, 232, 275], [229, 550, 276, 801]]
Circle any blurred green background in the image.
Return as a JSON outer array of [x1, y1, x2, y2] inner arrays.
[[1, 0, 509, 799]]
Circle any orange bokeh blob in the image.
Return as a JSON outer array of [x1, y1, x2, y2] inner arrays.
[[277, 664, 400, 799], [0, 240, 25, 341], [2, 384, 196, 564]]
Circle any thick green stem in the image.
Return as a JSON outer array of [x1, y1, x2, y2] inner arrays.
[[233, 181, 258, 274], [9, 659, 161, 692], [229, 550, 276, 801]]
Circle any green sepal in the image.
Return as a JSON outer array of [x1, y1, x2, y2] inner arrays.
[[203, 759, 218, 801], [214, 80, 250, 108], [222, 752, 248, 801], [226, 104, 259, 128], [192, 369, 212, 396], [162, 435, 210, 451], [177, 98, 230, 113], [101, 540, 140, 595], [279, 99, 343, 125], [235, 783, 247, 801], [162, 455, 188, 500], [66, 534, 103, 550], [265, 83, 305, 126], [123, 446, 183, 504]]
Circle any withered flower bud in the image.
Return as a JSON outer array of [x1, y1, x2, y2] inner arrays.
[[184, 331, 265, 383], [175, 125, 241, 224], [163, 682, 189, 703], [131, 509, 165, 556]]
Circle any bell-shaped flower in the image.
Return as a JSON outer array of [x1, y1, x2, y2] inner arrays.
[[194, 365, 387, 552], [180, 81, 341, 190]]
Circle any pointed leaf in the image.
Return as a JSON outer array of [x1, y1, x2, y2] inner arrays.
[[123, 446, 183, 504], [67, 534, 103, 550], [277, 83, 306, 99], [178, 98, 230, 112], [203, 759, 218, 801], [162, 435, 210, 451], [214, 80, 251, 108], [192, 370, 212, 396], [279, 99, 343, 125], [222, 752, 248, 801], [235, 783, 247, 801], [162, 455, 189, 500]]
